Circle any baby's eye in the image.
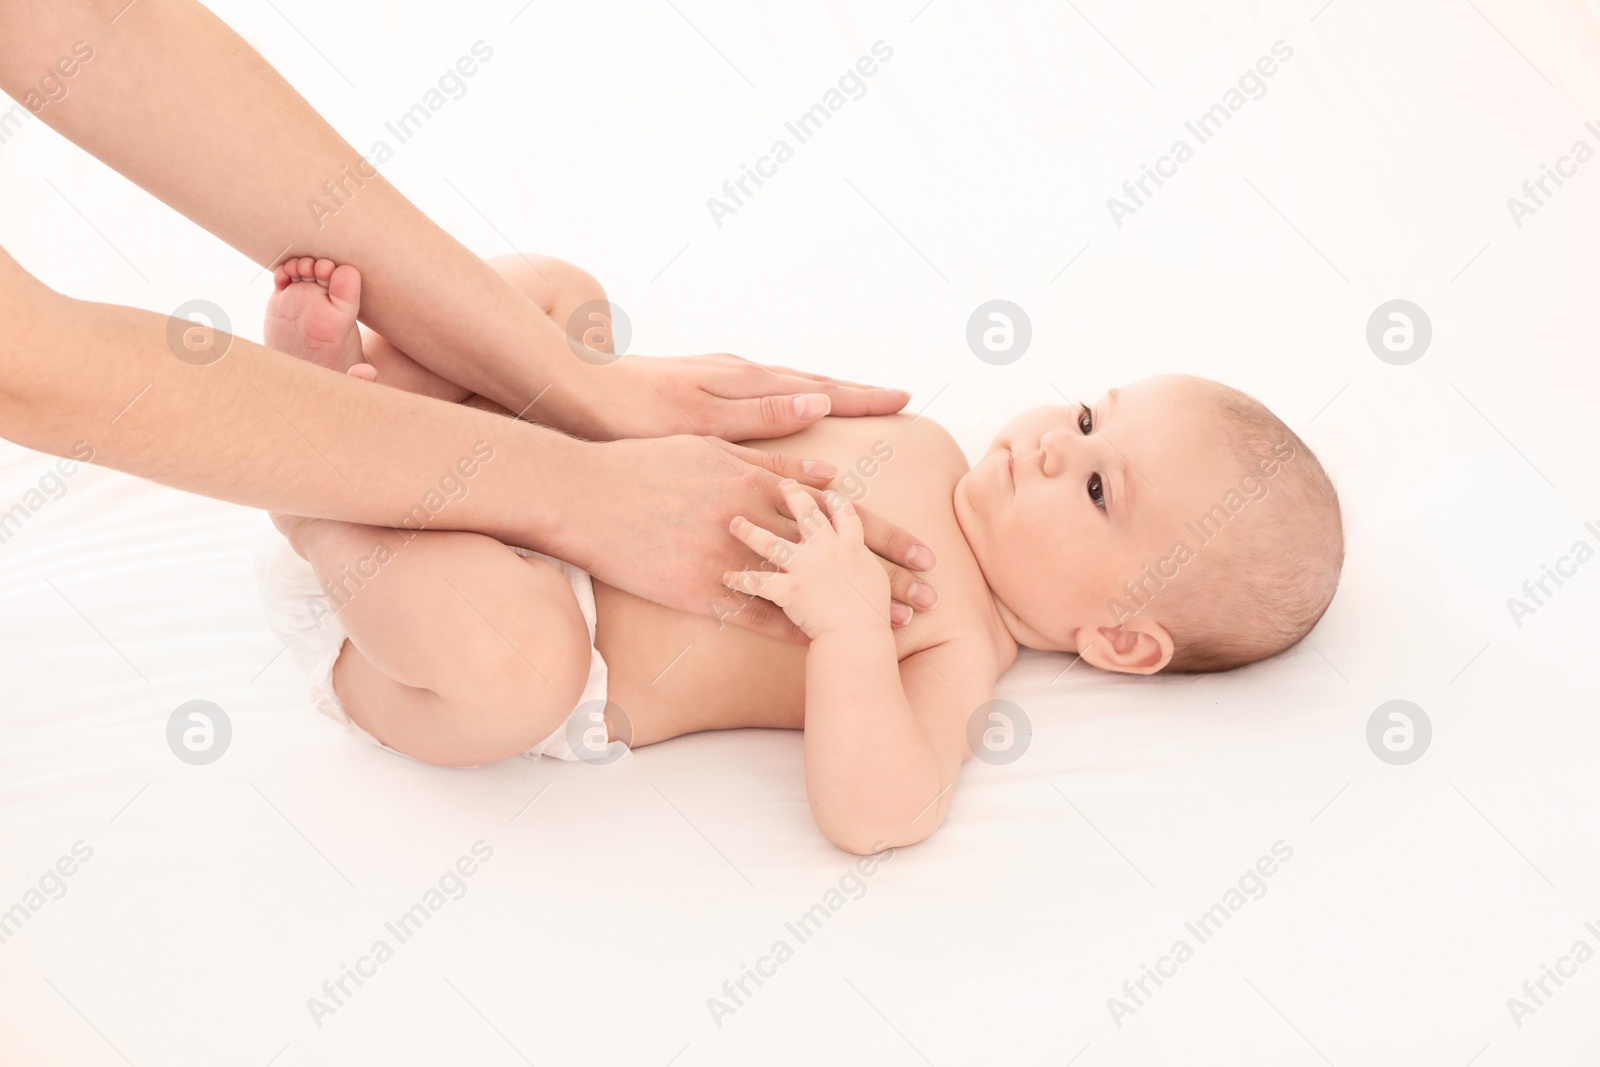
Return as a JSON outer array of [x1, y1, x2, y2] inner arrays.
[[1077, 405, 1094, 434], [1087, 472, 1106, 510]]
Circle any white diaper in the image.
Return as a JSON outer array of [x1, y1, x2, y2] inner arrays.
[[255, 533, 629, 764]]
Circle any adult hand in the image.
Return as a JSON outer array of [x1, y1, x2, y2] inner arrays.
[[570, 353, 913, 441], [556, 435, 938, 643]]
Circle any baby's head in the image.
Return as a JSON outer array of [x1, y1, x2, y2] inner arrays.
[[953, 375, 1342, 673]]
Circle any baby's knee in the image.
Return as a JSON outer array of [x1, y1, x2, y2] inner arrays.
[[545, 257, 606, 312], [437, 557, 592, 758], [488, 253, 606, 318]]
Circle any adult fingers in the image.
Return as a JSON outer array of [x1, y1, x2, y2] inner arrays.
[[703, 382, 909, 436], [705, 392, 833, 441], [718, 360, 911, 415], [790, 379, 912, 417], [854, 502, 936, 574], [876, 557, 936, 617], [854, 502, 938, 611], [715, 588, 808, 644], [713, 439, 836, 488]]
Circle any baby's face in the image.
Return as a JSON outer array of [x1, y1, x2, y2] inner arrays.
[[953, 375, 1236, 654]]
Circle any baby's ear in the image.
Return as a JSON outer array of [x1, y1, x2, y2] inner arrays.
[[1074, 622, 1173, 675]]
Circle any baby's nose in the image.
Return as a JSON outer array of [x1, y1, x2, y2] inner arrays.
[[1038, 429, 1074, 477]]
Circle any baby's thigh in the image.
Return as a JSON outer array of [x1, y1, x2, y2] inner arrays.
[[340, 550, 594, 767]]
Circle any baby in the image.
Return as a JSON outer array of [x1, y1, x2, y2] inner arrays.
[[259, 255, 1344, 854]]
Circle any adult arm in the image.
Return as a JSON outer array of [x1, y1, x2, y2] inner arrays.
[[0, 250, 936, 642], [0, 0, 910, 442]]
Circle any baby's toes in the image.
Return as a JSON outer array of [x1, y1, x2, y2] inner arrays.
[[326, 264, 362, 313], [313, 258, 337, 285]]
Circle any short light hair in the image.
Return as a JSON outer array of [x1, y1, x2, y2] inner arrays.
[[1160, 382, 1344, 672]]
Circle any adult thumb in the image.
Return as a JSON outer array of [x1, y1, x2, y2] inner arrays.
[[713, 392, 831, 439]]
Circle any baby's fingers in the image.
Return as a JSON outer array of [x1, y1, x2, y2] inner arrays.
[[729, 516, 797, 567], [821, 490, 865, 542], [780, 479, 831, 542], [723, 569, 783, 601]]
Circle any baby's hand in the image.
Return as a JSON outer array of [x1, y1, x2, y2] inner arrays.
[[722, 481, 893, 640]]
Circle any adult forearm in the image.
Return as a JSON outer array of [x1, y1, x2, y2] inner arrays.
[[0, 286, 583, 552], [0, 0, 600, 428]]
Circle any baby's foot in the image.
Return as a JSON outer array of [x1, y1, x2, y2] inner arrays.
[[264, 257, 373, 378]]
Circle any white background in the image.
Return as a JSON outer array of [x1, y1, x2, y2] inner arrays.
[[2, 1, 1598, 1064]]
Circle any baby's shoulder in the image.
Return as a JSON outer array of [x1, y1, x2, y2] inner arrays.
[[751, 413, 969, 498], [826, 413, 969, 485]]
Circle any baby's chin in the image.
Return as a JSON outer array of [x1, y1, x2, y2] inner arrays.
[[949, 475, 989, 570], [950, 468, 981, 532], [950, 449, 1006, 527]]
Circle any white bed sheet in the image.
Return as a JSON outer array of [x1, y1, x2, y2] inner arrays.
[[3, 1, 1599, 1063]]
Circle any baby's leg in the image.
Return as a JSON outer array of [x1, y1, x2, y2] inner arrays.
[[265, 256, 472, 401], [265, 253, 612, 764], [282, 515, 592, 767], [487, 253, 613, 346], [355, 253, 614, 408]]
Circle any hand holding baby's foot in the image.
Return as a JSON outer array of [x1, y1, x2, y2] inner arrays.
[[264, 257, 369, 376]]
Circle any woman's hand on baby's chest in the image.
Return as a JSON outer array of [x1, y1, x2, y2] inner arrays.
[[721, 481, 892, 641]]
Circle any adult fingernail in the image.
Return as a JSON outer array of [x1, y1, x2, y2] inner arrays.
[[908, 582, 938, 609], [906, 544, 936, 570], [889, 602, 912, 625], [802, 460, 837, 479], [793, 393, 831, 420]]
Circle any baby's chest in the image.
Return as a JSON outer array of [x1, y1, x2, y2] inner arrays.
[[598, 416, 994, 737]]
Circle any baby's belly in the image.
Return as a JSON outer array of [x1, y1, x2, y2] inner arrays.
[[593, 581, 810, 746]]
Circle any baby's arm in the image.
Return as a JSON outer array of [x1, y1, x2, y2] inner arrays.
[[724, 483, 994, 853], [803, 629, 995, 853]]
